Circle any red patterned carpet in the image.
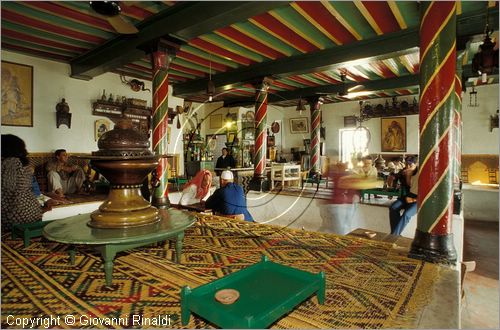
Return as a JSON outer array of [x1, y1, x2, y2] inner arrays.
[[2, 213, 440, 328]]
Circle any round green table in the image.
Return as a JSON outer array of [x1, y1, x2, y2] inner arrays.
[[43, 208, 196, 286]]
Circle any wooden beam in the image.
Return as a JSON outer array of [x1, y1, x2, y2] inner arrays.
[[174, 7, 499, 98], [70, 1, 288, 80], [223, 74, 420, 107], [174, 28, 419, 97]]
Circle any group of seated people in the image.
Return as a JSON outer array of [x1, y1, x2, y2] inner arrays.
[[1, 134, 88, 231], [178, 169, 253, 222]]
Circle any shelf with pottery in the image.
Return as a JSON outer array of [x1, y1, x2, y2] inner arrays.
[[92, 98, 152, 136]]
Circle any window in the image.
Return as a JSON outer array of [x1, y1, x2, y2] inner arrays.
[[339, 127, 370, 169]]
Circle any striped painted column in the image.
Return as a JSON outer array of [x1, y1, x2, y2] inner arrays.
[[253, 78, 272, 180], [308, 96, 323, 177], [409, 1, 457, 264], [453, 60, 463, 189], [151, 48, 174, 209]]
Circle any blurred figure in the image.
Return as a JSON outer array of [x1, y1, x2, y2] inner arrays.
[[205, 170, 253, 221], [353, 155, 378, 179], [179, 169, 213, 206]]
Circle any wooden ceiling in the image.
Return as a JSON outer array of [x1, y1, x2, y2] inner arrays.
[[2, 1, 498, 107]]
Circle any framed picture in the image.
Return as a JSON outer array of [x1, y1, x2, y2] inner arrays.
[[210, 114, 223, 129], [1, 61, 33, 127], [381, 117, 406, 152], [95, 119, 111, 141], [290, 117, 309, 134], [227, 132, 236, 144]]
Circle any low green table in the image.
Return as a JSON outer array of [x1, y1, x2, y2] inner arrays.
[[360, 188, 401, 202], [181, 255, 325, 328], [43, 208, 195, 286]]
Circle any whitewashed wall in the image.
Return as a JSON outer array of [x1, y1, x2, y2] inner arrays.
[[1, 50, 185, 165]]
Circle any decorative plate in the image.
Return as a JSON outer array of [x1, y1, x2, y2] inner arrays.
[[245, 111, 255, 121], [215, 289, 240, 305], [271, 121, 280, 133]]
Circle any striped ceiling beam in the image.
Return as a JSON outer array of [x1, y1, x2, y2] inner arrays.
[[214, 26, 286, 60], [2, 20, 96, 49], [1, 42, 72, 62], [312, 72, 341, 84], [272, 81, 297, 90], [170, 62, 206, 77], [173, 57, 214, 75], [70, 1, 288, 79], [249, 13, 319, 53], [22, 1, 115, 33], [119, 3, 156, 20], [371, 61, 398, 78], [387, 1, 407, 30], [189, 38, 255, 66], [125, 63, 153, 73], [175, 28, 419, 96], [298, 73, 330, 85], [176, 50, 229, 72], [320, 1, 362, 41], [269, 7, 331, 50], [199, 34, 264, 62], [231, 22, 298, 57], [180, 46, 239, 69], [2, 9, 106, 44], [359, 1, 400, 34], [291, 1, 357, 45], [286, 75, 321, 87], [2, 36, 79, 58], [382, 58, 406, 76], [4, 2, 113, 39], [1, 28, 89, 53]]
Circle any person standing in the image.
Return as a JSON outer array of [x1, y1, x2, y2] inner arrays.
[[205, 170, 253, 221], [46, 149, 86, 198], [215, 148, 236, 173]]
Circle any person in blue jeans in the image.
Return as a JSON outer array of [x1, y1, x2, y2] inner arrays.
[[389, 166, 418, 235], [205, 170, 254, 222]]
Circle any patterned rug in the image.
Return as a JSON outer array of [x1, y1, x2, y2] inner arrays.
[[1, 213, 440, 329]]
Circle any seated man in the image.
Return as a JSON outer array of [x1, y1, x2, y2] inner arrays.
[[46, 149, 86, 198], [205, 170, 254, 222], [389, 165, 418, 235]]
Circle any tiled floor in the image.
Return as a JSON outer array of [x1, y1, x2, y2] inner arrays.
[[461, 220, 499, 329]]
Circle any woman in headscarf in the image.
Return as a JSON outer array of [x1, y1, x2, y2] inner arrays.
[[179, 169, 213, 205]]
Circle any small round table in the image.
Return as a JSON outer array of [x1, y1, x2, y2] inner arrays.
[[43, 208, 196, 286]]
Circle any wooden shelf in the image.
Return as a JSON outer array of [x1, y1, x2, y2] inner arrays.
[[92, 100, 152, 136]]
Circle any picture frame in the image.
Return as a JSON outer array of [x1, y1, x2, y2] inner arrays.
[[227, 132, 236, 144], [1, 61, 33, 127], [290, 117, 309, 134], [210, 114, 223, 129], [95, 119, 111, 141], [381, 117, 406, 152]]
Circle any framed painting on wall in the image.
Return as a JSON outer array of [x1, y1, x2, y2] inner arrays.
[[1, 61, 33, 127], [210, 114, 223, 129], [381, 117, 406, 152], [290, 117, 309, 134], [95, 119, 111, 141]]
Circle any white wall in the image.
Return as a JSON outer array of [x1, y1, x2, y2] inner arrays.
[[461, 84, 499, 155], [1, 50, 185, 161], [268, 87, 499, 159]]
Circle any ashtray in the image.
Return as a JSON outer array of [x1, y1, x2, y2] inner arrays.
[[215, 289, 240, 305]]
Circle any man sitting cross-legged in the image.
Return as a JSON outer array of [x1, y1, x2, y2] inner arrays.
[[46, 149, 86, 198]]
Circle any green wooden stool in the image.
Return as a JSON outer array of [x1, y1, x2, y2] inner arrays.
[[11, 220, 54, 247], [181, 255, 325, 328]]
